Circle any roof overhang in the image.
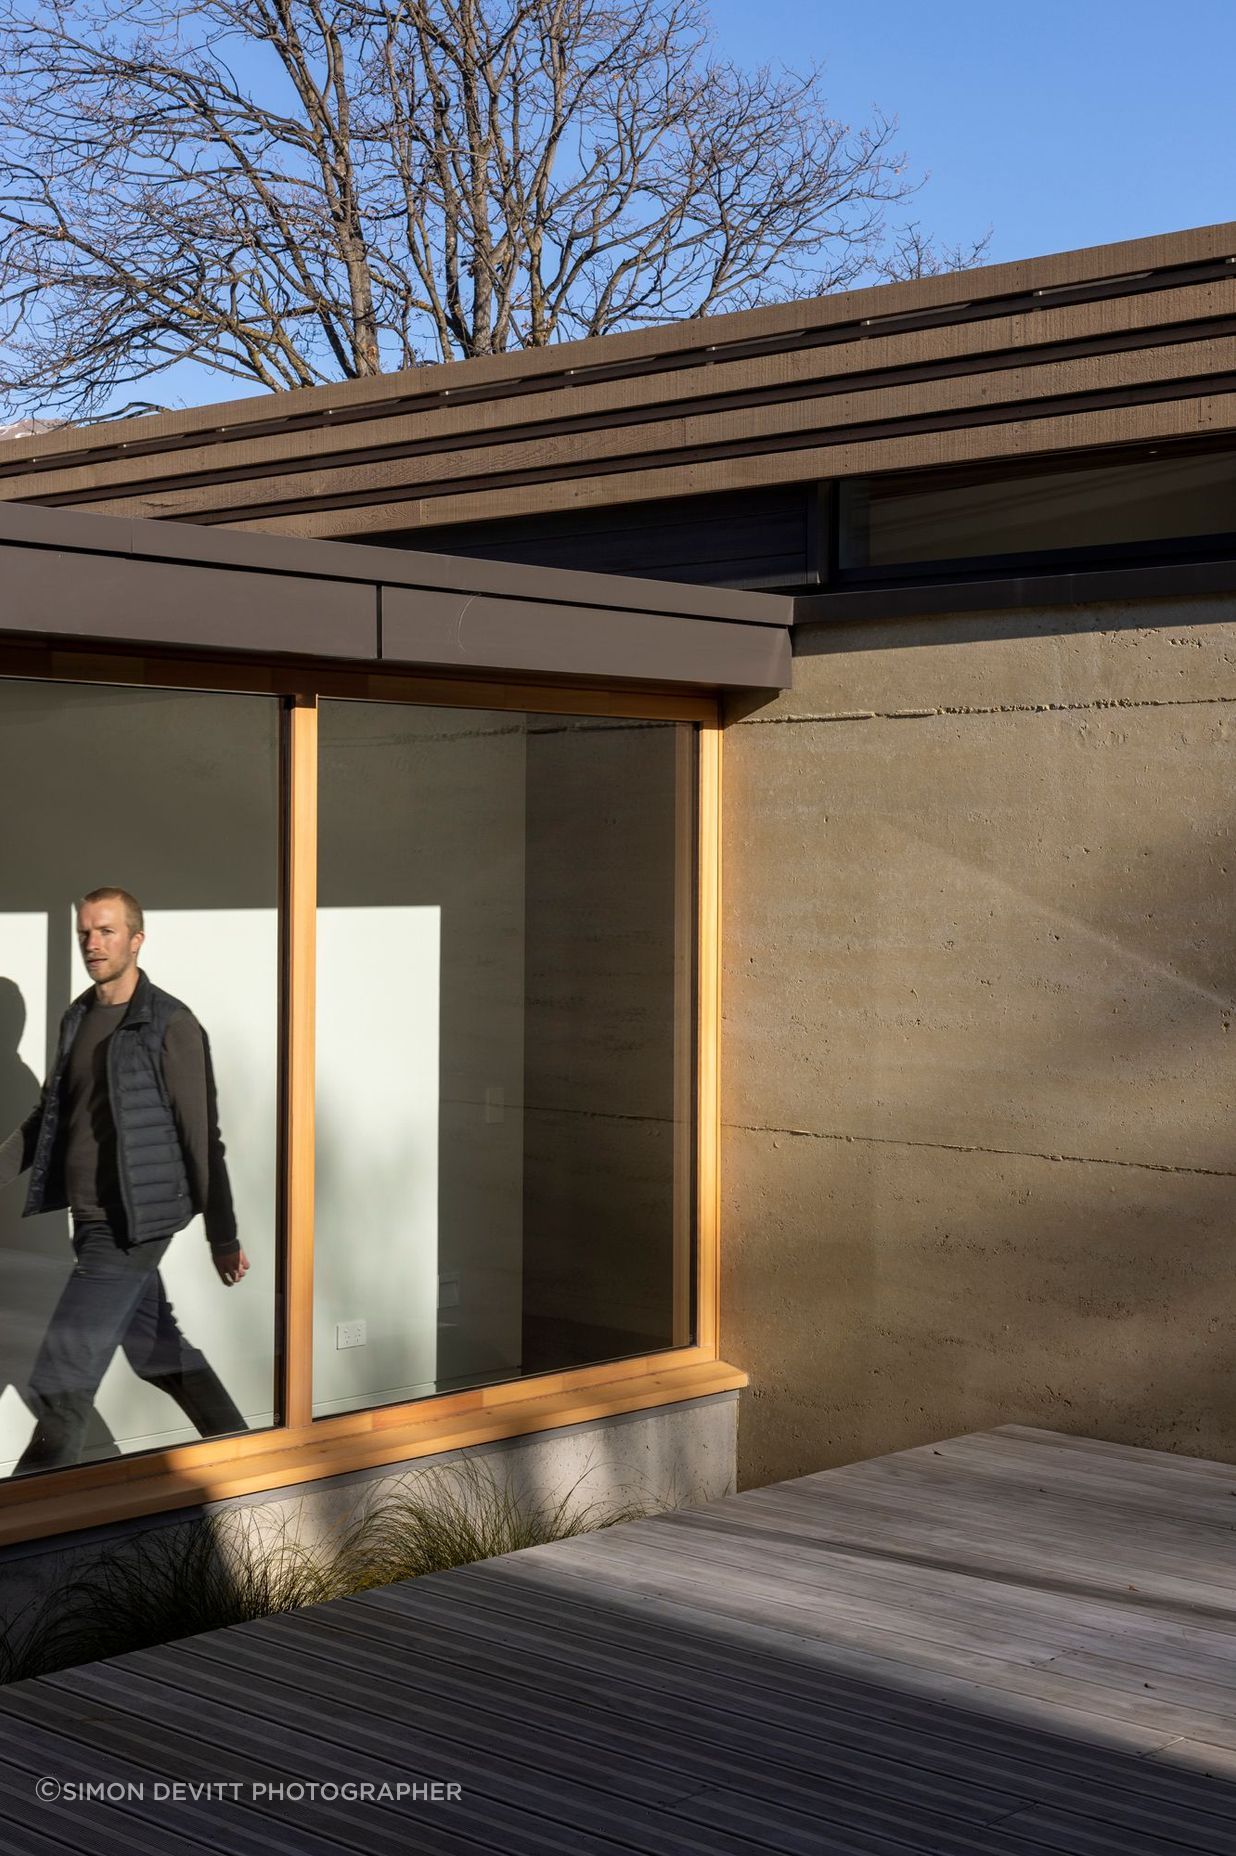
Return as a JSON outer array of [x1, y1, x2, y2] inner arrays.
[[0, 222, 1231, 546], [0, 503, 792, 692]]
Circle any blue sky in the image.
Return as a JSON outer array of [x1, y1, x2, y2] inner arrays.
[[705, 0, 1235, 263]]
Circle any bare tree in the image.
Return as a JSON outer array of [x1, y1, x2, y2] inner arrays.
[[0, 0, 987, 418]]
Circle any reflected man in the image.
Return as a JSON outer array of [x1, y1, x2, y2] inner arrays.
[[0, 887, 250, 1473]]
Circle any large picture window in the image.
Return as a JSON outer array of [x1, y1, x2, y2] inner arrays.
[[0, 666, 712, 1514]]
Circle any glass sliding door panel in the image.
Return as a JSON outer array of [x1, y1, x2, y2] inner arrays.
[[0, 679, 281, 1477], [313, 700, 696, 1416]]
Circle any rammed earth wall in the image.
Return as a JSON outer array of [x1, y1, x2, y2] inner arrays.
[[721, 597, 1236, 1486]]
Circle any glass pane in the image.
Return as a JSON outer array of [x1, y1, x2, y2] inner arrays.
[[314, 700, 696, 1416], [839, 449, 1236, 570], [0, 679, 281, 1478]]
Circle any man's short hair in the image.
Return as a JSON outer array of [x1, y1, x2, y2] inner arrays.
[[78, 887, 144, 936]]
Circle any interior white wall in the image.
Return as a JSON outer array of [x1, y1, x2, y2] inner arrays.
[[0, 916, 47, 1077], [313, 905, 441, 1415]]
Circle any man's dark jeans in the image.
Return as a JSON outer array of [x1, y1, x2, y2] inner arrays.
[[15, 1218, 247, 1474]]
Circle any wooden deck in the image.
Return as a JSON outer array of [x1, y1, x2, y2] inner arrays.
[[1, 1423, 1235, 1854]]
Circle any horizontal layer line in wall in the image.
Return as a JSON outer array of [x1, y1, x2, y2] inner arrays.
[[746, 692, 1236, 722], [15, 313, 1236, 513], [736, 1123, 1236, 1180], [131, 367, 1236, 530], [0, 251, 1229, 482]]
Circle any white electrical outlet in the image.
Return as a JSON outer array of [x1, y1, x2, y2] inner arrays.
[[335, 1318, 367, 1350], [485, 1084, 504, 1124]]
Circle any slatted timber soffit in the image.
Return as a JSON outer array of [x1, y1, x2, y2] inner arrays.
[[0, 221, 1233, 543]]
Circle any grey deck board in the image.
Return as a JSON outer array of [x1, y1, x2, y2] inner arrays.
[[2, 1424, 1236, 1853], [732, 1466, 1236, 1565], [314, 1576, 1236, 1824], [494, 1530, 1236, 1746], [0, 1689, 510, 1856], [18, 1655, 733, 1855], [998, 1427, 1236, 1484], [365, 1559, 1231, 1783], [734, 1475, 1236, 1598], [176, 1612, 1035, 1828], [535, 1509, 1227, 1657]]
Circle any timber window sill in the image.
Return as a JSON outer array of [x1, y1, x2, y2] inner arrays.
[[0, 1354, 747, 1547]]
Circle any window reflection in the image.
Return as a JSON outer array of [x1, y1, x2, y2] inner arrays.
[[840, 449, 1236, 573], [0, 681, 280, 1476], [313, 701, 696, 1416]]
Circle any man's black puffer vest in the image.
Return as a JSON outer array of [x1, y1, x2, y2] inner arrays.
[[24, 969, 193, 1244]]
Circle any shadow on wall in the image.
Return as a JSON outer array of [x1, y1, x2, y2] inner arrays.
[[721, 606, 1236, 1484]]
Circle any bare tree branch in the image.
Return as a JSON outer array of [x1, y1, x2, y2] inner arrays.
[[0, 0, 982, 417], [874, 218, 995, 283]]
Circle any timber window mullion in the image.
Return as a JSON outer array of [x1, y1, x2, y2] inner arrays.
[[695, 718, 721, 1359], [671, 722, 696, 1348], [283, 696, 318, 1431]]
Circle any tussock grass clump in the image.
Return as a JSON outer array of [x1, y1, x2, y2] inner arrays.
[[0, 1604, 64, 1687], [336, 1456, 645, 1592], [5, 1508, 339, 1681], [0, 1457, 646, 1684]]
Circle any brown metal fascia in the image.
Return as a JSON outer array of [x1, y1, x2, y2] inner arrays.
[[0, 541, 379, 662], [381, 584, 791, 688], [0, 502, 793, 690], [0, 225, 1231, 477], [0, 499, 793, 628]]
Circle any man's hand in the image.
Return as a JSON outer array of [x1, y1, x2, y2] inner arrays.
[[212, 1244, 250, 1286]]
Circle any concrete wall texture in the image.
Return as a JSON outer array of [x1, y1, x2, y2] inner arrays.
[[721, 596, 1236, 1489]]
